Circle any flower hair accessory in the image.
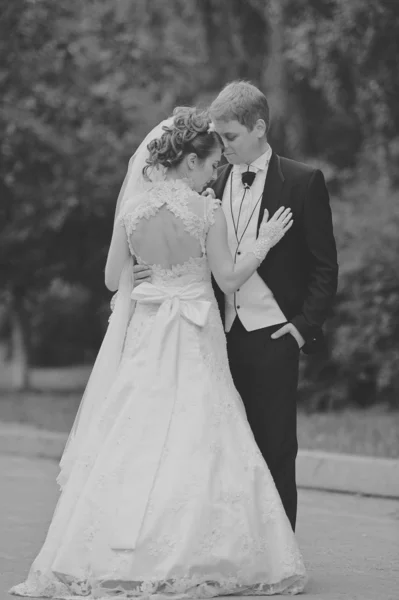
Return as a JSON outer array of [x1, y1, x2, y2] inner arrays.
[[207, 121, 216, 134]]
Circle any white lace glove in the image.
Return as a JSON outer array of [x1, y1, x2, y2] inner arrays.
[[249, 207, 293, 263], [110, 292, 118, 312], [202, 187, 216, 199]]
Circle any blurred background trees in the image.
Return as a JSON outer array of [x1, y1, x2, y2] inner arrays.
[[1, 0, 398, 408]]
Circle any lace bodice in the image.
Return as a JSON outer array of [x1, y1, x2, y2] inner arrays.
[[118, 179, 220, 282]]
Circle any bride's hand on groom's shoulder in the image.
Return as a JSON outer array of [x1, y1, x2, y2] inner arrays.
[[133, 263, 152, 286]]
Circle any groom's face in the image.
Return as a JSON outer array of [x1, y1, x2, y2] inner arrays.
[[212, 119, 264, 165]]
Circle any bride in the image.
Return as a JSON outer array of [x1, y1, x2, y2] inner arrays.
[[10, 108, 307, 598]]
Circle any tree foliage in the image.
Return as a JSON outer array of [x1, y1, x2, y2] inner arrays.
[[1, 0, 398, 403]]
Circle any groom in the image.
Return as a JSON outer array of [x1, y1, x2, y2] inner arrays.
[[209, 81, 338, 531]]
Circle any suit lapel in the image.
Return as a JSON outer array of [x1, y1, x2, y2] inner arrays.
[[213, 155, 285, 235], [256, 152, 285, 236], [210, 163, 233, 323], [212, 163, 233, 202]]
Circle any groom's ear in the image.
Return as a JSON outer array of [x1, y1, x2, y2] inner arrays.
[[254, 119, 267, 139]]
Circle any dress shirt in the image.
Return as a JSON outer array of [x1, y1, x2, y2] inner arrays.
[[222, 145, 287, 332]]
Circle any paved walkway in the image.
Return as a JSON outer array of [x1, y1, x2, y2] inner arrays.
[[1, 455, 398, 600]]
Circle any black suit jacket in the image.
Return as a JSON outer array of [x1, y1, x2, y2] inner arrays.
[[211, 153, 339, 354]]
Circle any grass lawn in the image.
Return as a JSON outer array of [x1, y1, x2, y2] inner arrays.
[[0, 387, 398, 459], [297, 408, 399, 459]]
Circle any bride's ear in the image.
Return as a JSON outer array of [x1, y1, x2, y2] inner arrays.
[[186, 152, 198, 171]]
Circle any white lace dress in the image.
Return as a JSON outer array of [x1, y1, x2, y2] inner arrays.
[[10, 180, 307, 599]]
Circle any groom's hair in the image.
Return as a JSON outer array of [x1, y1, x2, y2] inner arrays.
[[209, 81, 270, 133]]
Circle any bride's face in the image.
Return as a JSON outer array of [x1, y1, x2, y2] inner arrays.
[[187, 148, 222, 192]]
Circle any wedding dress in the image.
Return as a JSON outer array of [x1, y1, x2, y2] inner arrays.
[[10, 178, 307, 599]]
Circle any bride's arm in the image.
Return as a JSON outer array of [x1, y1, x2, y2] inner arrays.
[[104, 221, 130, 292], [206, 206, 292, 294]]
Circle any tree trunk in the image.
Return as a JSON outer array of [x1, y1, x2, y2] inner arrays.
[[200, 0, 237, 88], [262, 0, 287, 152], [261, 0, 305, 157], [9, 291, 30, 390]]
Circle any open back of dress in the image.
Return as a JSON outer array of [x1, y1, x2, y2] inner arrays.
[[119, 179, 210, 273]]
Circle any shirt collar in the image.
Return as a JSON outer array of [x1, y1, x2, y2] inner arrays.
[[233, 144, 272, 175]]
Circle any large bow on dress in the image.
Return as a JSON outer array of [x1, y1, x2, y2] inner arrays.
[[131, 281, 211, 325], [110, 281, 211, 551]]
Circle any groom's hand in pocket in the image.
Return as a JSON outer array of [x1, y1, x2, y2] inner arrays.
[[271, 323, 305, 349], [133, 263, 152, 287]]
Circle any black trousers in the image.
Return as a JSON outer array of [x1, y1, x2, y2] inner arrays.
[[227, 318, 300, 531]]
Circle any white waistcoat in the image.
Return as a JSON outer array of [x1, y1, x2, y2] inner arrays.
[[222, 149, 287, 333]]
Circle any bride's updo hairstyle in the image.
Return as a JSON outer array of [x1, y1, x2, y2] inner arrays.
[[143, 107, 222, 178]]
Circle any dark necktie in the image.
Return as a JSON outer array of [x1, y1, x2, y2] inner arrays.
[[241, 170, 256, 189]]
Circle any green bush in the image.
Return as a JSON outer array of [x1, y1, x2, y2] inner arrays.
[[299, 180, 399, 410], [30, 280, 108, 367]]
